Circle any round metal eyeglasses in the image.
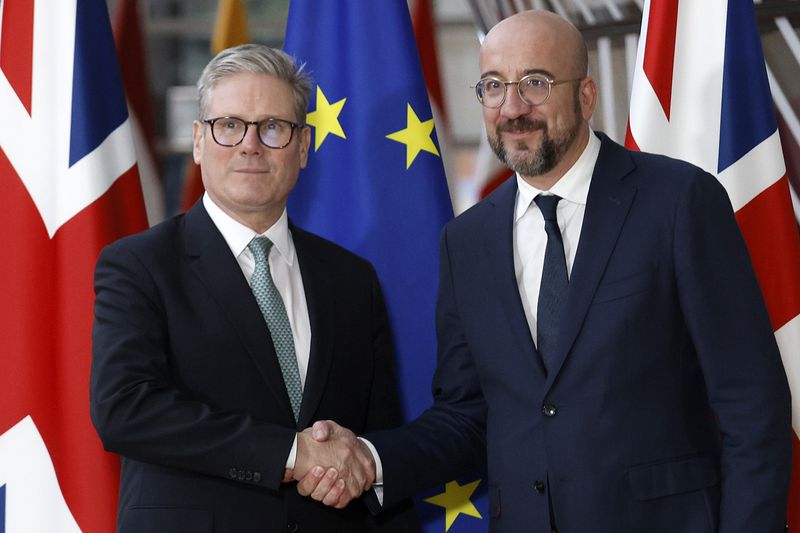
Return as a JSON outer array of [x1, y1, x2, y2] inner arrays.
[[472, 74, 583, 108], [202, 116, 303, 149]]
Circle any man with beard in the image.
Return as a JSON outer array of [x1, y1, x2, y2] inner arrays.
[[294, 9, 792, 533]]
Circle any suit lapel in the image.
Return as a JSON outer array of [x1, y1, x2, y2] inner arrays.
[[183, 203, 296, 423], [543, 134, 638, 390], [484, 179, 546, 378], [291, 227, 336, 428]]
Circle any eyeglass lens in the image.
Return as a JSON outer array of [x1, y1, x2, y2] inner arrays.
[[477, 75, 552, 108], [210, 117, 294, 148]]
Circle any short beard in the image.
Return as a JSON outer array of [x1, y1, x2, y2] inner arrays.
[[488, 94, 582, 177]]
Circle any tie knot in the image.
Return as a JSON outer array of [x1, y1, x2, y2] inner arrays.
[[248, 236, 274, 262], [534, 194, 561, 222]]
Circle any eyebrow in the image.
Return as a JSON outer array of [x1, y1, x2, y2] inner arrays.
[[479, 68, 556, 79]]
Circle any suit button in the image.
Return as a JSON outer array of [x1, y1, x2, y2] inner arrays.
[[542, 404, 557, 417], [287, 522, 299, 532], [237, 469, 245, 480], [534, 480, 545, 493], [245, 470, 253, 481], [253, 472, 261, 483]]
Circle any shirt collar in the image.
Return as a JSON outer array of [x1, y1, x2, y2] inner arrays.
[[514, 130, 601, 222], [203, 193, 295, 265]]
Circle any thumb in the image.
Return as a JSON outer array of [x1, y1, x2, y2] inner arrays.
[[312, 420, 333, 441]]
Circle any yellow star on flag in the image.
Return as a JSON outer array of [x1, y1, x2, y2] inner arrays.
[[424, 479, 483, 531], [386, 103, 440, 169], [306, 86, 346, 151]]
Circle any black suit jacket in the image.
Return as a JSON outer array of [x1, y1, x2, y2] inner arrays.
[[91, 201, 418, 533], [367, 133, 791, 533]]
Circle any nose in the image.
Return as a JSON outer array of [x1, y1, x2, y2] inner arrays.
[[239, 124, 263, 154], [500, 84, 531, 119]]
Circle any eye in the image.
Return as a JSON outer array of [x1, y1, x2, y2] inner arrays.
[[260, 120, 288, 134], [522, 76, 547, 88], [220, 119, 241, 129], [483, 79, 502, 91]]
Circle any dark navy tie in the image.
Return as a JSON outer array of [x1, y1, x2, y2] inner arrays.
[[534, 195, 568, 373]]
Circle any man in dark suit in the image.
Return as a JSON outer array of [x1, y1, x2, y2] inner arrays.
[[90, 44, 418, 532], [298, 10, 792, 532]]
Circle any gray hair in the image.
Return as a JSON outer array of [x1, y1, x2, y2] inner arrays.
[[197, 43, 311, 124]]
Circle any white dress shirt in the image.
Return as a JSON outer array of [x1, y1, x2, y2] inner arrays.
[[203, 193, 310, 468], [513, 131, 600, 346]]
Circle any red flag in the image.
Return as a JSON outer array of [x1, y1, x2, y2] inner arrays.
[[113, 0, 164, 226], [628, 0, 800, 524], [180, 159, 205, 212], [0, 0, 148, 530]]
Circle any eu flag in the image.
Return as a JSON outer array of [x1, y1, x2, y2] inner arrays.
[[284, 1, 487, 531]]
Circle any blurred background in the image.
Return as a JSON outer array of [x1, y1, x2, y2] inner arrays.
[[105, 0, 800, 222]]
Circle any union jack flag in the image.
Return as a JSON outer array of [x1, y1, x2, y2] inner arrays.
[[0, 0, 147, 530], [627, 0, 800, 525]]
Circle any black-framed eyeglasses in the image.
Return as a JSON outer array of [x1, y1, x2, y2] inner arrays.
[[472, 74, 583, 108], [202, 116, 303, 149]]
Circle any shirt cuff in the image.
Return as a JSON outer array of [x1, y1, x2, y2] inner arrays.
[[358, 437, 383, 484], [285, 434, 298, 469], [358, 437, 384, 505]]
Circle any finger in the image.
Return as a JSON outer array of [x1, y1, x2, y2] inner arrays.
[[296, 466, 324, 497], [312, 420, 334, 441], [321, 478, 347, 507], [282, 468, 294, 483], [310, 468, 339, 502]]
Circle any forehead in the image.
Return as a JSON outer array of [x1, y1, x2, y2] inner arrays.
[[206, 72, 295, 118], [479, 18, 571, 79]]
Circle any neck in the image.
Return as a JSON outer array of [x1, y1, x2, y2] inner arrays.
[[208, 194, 283, 234]]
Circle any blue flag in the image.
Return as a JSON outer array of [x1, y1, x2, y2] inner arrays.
[[284, 1, 487, 531]]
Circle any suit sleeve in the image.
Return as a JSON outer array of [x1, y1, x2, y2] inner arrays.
[[673, 171, 792, 532], [365, 227, 487, 509], [90, 242, 296, 491]]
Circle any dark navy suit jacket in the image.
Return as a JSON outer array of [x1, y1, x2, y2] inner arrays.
[[91, 201, 418, 533], [367, 133, 791, 533]]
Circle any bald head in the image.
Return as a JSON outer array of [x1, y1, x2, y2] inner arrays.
[[481, 10, 588, 80], [476, 9, 597, 187]]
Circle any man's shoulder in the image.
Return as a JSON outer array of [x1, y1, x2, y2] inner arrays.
[[101, 213, 185, 262], [445, 177, 515, 235]]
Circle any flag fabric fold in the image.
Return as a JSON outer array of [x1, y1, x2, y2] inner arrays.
[[113, 0, 164, 226], [0, 0, 148, 530], [284, 2, 487, 530], [627, 0, 800, 525]]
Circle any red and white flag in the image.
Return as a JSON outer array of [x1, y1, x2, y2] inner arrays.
[[0, 0, 148, 530], [113, 0, 164, 226], [628, 0, 800, 524]]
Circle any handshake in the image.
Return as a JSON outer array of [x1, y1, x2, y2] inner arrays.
[[284, 420, 377, 509]]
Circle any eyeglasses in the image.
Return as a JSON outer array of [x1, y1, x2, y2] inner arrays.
[[472, 74, 583, 108], [202, 116, 302, 149]]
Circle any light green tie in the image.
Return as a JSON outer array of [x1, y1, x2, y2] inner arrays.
[[248, 236, 302, 421]]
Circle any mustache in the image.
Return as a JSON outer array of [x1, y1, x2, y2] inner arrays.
[[497, 117, 546, 134]]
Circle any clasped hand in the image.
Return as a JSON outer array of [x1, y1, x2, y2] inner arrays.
[[286, 420, 375, 509]]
